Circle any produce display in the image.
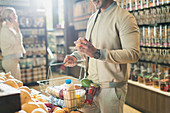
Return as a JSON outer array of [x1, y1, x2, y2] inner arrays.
[[0, 72, 82, 113]]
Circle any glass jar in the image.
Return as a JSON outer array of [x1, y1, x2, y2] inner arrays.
[[160, 79, 170, 92], [144, 63, 153, 85], [153, 73, 160, 88]]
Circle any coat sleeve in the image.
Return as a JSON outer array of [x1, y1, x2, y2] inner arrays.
[[105, 14, 140, 64]]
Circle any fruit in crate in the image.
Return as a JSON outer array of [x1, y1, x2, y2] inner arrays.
[[62, 107, 70, 113], [4, 79, 19, 89], [13, 79, 23, 87], [4, 72, 11, 78], [47, 107, 52, 113], [31, 108, 47, 113], [52, 106, 60, 111], [20, 86, 31, 94], [59, 89, 64, 100], [21, 102, 40, 113], [53, 106, 62, 111], [53, 109, 65, 113], [20, 89, 32, 105], [0, 77, 5, 81], [36, 102, 48, 112], [44, 102, 54, 108], [80, 78, 92, 88]]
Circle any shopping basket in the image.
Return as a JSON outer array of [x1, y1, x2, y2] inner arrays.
[[37, 61, 87, 110]]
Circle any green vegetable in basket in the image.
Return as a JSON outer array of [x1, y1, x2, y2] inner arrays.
[[81, 78, 92, 88]]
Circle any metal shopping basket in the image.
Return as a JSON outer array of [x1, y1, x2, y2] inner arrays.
[[37, 61, 87, 110]]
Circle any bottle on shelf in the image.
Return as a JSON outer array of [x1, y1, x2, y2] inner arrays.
[[131, 63, 140, 81], [138, 62, 146, 83], [63, 79, 76, 109], [144, 63, 153, 85], [160, 66, 170, 92], [152, 63, 160, 88]]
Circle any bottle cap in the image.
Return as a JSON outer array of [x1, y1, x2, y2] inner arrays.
[[65, 79, 71, 84]]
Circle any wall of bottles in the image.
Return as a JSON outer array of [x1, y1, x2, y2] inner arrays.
[[139, 25, 169, 47], [130, 62, 169, 92], [116, 0, 170, 92]]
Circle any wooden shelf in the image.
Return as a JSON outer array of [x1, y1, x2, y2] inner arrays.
[[138, 60, 169, 66], [129, 3, 170, 12], [128, 80, 170, 97], [140, 45, 170, 49], [138, 22, 170, 27]]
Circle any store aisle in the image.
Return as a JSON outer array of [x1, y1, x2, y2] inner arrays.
[[124, 104, 141, 113]]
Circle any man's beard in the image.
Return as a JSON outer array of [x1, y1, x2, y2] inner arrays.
[[94, 0, 108, 9]]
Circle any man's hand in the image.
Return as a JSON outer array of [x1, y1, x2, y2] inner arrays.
[[64, 55, 77, 67], [74, 37, 97, 58]]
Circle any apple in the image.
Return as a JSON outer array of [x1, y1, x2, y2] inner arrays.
[[59, 89, 64, 100], [44, 102, 53, 108], [47, 107, 52, 113], [52, 106, 60, 111], [53, 107, 62, 112], [62, 107, 70, 113]]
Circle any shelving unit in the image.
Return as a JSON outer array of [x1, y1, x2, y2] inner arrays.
[[123, 1, 170, 113], [0, 1, 48, 86], [18, 14, 48, 85]]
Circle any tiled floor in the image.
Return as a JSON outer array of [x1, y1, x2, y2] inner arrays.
[[124, 104, 141, 113]]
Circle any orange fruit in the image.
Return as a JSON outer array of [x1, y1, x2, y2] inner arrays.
[[35, 96, 47, 102], [0, 77, 5, 81], [21, 102, 40, 113], [20, 89, 32, 105], [53, 109, 66, 113], [4, 79, 19, 89], [36, 102, 48, 112], [20, 86, 31, 94], [8, 75, 15, 79], [62, 107, 70, 113], [13, 79, 23, 87], [4, 72, 11, 78], [31, 108, 47, 113]]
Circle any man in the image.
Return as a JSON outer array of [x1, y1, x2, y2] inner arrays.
[[64, 0, 139, 113]]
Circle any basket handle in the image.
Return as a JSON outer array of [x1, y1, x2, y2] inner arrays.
[[48, 60, 86, 86]]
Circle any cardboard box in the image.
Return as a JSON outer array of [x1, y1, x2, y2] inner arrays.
[[0, 83, 21, 113]]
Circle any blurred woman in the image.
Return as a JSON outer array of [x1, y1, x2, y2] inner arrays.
[[0, 7, 25, 80]]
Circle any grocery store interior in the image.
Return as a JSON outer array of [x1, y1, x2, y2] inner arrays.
[[0, 0, 169, 113]]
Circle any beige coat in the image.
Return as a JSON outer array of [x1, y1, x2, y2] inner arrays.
[[0, 22, 25, 57], [73, 4, 140, 83]]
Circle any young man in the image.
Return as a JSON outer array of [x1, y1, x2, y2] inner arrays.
[[64, 0, 140, 113]]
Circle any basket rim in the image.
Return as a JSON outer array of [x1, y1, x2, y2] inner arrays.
[[37, 76, 80, 84]]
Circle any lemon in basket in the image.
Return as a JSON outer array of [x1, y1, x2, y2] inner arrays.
[[80, 78, 92, 88]]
